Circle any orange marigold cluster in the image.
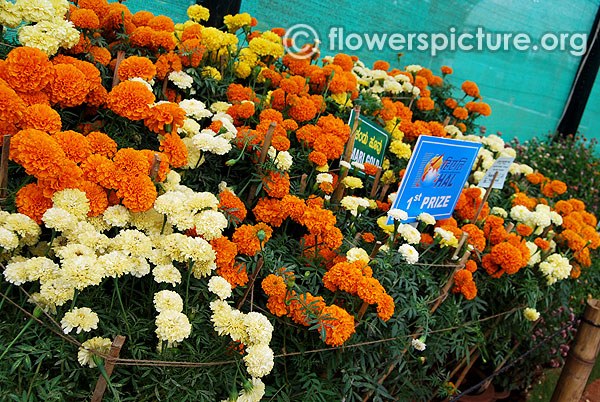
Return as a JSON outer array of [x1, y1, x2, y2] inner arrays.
[[452, 269, 477, 300], [232, 223, 273, 256], [455, 188, 489, 221], [323, 261, 395, 321]]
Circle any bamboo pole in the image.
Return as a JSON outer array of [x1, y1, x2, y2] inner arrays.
[[111, 51, 126, 89], [247, 123, 277, 205], [550, 299, 600, 402], [0, 134, 11, 202], [236, 257, 265, 310], [91, 335, 126, 402], [369, 166, 383, 198], [472, 171, 498, 222]]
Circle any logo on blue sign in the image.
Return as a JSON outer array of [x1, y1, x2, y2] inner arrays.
[[386, 136, 481, 225]]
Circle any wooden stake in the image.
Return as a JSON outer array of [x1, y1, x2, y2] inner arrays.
[[258, 123, 277, 165], [91, 335, 126, 402], [342, 106, 361, 163], [357, 301, 369, 320], [236, 257, 265, 310], [370, 241, 383, 259], [247, 123, 277, 205], [551, 299, 600, 402], [451, 231, 469, 260], [149, 153, 162, 182], [378, 182, 391, 202], [443, 116, 451, 126], [369, 166, 383, 198], [473, 172, 498, 222], [111, 51, 126, 89], [299, 173, 308, 194], [0, 135, 11, 202]]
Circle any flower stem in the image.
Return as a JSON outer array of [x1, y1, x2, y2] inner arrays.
[[113, 278, 131, 336]]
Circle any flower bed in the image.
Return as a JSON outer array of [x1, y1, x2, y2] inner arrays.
[[0, 1, 599, 401]]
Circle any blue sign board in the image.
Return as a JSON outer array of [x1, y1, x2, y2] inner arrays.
[[386, 136, 481, 224]]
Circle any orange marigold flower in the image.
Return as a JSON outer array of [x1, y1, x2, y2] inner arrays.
[[148, 15, 175, 32], [0, 85, 26, 126], [132, 10, 154, 26], [253, 197, 287, 227], [453, 107, 469, 120], [9, 129, 65, 179], [416, 97, 435, 111], [309, 150, 328, 166], [262, 171, 290, 198], [465, 260, 478, 273], [232, 223, 273, 256], [280, 194, 306, 221], [15, 90, 49, 107], [550, 180, 567, 195], [332, 53, 354, 71], [461, 81, 480, 98], [87, 131, 117, 158], [118, 56, 157, 82], [482, 254, 503, 278], [491, 242, 522, 274], [52, 131, 92, 164], [130, 26, 155, 48], [534, 237, 550, 251], [159, 132, 188, 168], [78, 180, 108, 216], [567, 199, 586, 211], [218, 190, 247, 225], [145, 102, 186, 134], [526, 173, 545, 185], [262, 274, 287, 297], [444, 98, 458, 109], [516, 224, 533, 237], [3, 47, 54, 92], [373, 60, 390, 71], [512, 192, 537, 210], [107, 80, 156, 120], [317, 304, 356, 346], [70, 8, 100, 30], [441, 66, 453, 75], [155, 52, 182, 80], [15, 183, 52, 224], [362, 163, 378, 176], [178, 38, 205, 68], [461, 223, 486, 251], [113, 148, 150, 176], [362, 232, 375, 243], [49, 63, 90, 108], [116, 174, 157, 212], [78, 0, 109, 16], [181, 23, 203, 41], [288, 95, 318, 122]]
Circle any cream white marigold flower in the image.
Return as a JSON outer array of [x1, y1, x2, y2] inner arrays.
[[51, 189, 90, 220], [434, 227, 458, 248], [411, 337, 426, 351], [237, 377, 266, 402], [78, 337, 112, 368], [154, 290, 184, 313], [153, 264, 181, 286], [168, 70, 193, 90], [341, 176, 363, 189], [316, 173, 333, 184], [490, 207, 508, 218], [417, 213, 436, 226], [398, 224, 421, 244], [523, 308, 540, 322], [346, 247, 370, 265], [194, 210, 228, 241], [61, 255, 103, 290], [244, 312, 274, 346], [387, 208, 408, 222], [61, 307, 99, 334], [243, 344, 274, 378], [539, 254, 571, 285], [0, 227, 19, 250], [179, 99, 213, 120], [3, 213, 41, 245], [208, 276, 233, 300], [102, 205, 131, 228], [155, 309, 192, 343], [399, 244, 419, 264], [42, 207, 77, 232]]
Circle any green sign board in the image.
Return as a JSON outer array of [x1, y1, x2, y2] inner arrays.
[[346, 109, 390, 175]]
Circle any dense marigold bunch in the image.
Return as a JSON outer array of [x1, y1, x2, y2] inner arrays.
[[262, 171, 290, 198], [452, 269, 477, 299], [1, 47, 54, 92], [50, 64, 91, 107], [211, 236, 248, 288], [218, 190, 247, 224], [107, 81, 156, 120], [323, 261, 395, 321], [261, 272, 356, 346], [117, 56, 157, 81], [455, 188, 489, 221], [481, 234, 530, 277], [232, 223, 273, 256], [145, 102, 186, 134]]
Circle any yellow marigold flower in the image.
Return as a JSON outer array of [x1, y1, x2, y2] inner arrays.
[[223, 13, 252, 33], [341, 176, 363, 189], [187, 4, 210, 22]]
